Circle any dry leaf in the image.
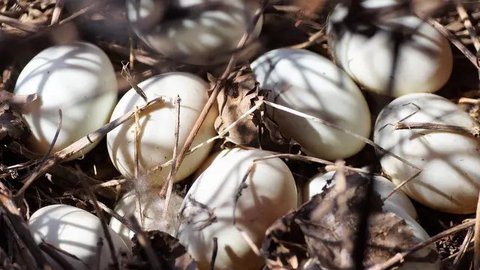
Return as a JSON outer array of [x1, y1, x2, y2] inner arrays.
[[262, 172, 439, 269], [131, 230, 197, 270], [214, 66, 261, 146]]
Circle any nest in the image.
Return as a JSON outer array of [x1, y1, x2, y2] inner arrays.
[[0, 0, 480, 269]]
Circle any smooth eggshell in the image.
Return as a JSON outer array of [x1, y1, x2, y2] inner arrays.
[[177, 148, 297, 270], [106, 72, 217, 185], [28, 204, 130, 270], [126, 0, 262, 65], [374, 93, 480, 214], [304, 171, 418, 221], [251, 48, 371, 160], [109, 189, 183, 244], [14, 42, 117, 157], [327, 2, 452, 96]]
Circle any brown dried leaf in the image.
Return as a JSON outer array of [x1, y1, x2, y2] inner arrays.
[[214, 66, 261, 146], [262, 172, 439, 269], [131, 230, 197, 270]]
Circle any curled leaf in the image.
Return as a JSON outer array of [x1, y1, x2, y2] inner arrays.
[[262, 171, 439, 269], [214, 66, 261, 146]]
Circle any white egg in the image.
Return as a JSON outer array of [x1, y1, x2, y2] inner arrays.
[[14, 42, 117, 157], [126, 0, 262, 64], [109, 189, 183, 244], [304, 171, 418, 221], [374, 93, 480, 214], [251, 48, 371, 160], [28, 204, 130, 270], [327, 1, 452, 96], [177, 148, 297, 270], [106, 72, 217, 185]]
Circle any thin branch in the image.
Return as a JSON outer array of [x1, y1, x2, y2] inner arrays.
[[160, 95, 181, 218], [50, 0, 65, 26], [121, 61, 147, 102], [394, 121, 480, 137], [474, 191, 480, 269], [209, 237, 218, 270], [428, 18, 479, 70], [0, 14, 39, 32], [455, 1, 480, 51], [453, 227, 474, 267], [82, 184, 119, 270]]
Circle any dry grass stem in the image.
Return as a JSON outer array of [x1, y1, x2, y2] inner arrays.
[[0, 14, 39, 32], [474, 191, 480, 269], [428, 18, 479, 70], [134, 107, 141, 178], [290, 27, 327, 49], [50, 0, 64, 26], [121, 61, 147, 101], [453, 227, 474, 267], [160, 95, 181, 218], [82, 184, 120, 270], [394, 121, 480, 137], [455, 1, 480, 51]]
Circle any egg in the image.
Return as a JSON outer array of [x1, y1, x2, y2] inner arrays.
[[14, 42, 117, 157], [109, 189, 183, 244], [126, 0, 262, 65], [106, 72, 217, 185], [374, 93, 480, 214], [28, 204, 130, 270], [327, 1, 452, 96], [251, 48, 371, 160], [304, 171, 418, 221], [177, 148, 297, 270]]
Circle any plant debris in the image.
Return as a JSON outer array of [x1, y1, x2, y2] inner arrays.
[[262, 171, 439, 269], [130, 230, 197, 270], [214, 66, 261, 147]]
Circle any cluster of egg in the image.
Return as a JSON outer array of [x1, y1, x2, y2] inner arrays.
[[13, 0, 480, 269]]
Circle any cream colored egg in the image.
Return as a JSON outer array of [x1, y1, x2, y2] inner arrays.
[[109, 189, 183, 244], [177, 148, 297, 270], [327, 2, 452, 96], [28, 204, 130, 270], [251, 48, 371, 160], [14, 42, 117, 157], [304, 171, 418, 221], [374, 93, 480, 214], [126, 0, 262, 65], [107, 72, 217, 185]]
